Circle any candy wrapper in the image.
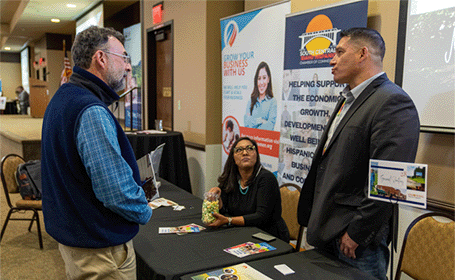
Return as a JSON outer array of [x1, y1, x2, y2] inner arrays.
[[202, 192, 220, 224]]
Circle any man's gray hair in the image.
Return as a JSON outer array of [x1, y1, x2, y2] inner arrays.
[[71, 26, 125, 69]]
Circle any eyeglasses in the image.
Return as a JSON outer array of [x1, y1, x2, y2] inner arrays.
[[234, 145, 256, 154], [103, 50, 131, 64]]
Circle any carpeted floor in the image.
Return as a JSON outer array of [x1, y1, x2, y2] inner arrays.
[[0, 183, 66, 279]]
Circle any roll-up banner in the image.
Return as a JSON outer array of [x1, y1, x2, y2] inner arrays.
[[124, 22, 142, 130], [278, 0, 368, 186], [220, 1, 291, 173]]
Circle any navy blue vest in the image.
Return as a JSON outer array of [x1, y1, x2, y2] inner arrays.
[[41, 67, 141, 248]]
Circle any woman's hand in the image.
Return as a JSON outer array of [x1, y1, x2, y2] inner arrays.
[[208, 187, 221, 196], [207, 187, 223, 209], [207, 212, 228, 228]]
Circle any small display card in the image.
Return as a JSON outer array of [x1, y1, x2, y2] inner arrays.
[[274, 264, 295, 275], [369, 159, 428, 209]]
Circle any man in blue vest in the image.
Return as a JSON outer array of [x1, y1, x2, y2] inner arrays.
[[41, 26, 153, 279]]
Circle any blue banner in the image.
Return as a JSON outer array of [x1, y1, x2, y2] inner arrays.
[[278, 0, 368, 186], [284, 0, 368, 70]]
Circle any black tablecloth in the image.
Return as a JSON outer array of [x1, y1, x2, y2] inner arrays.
[[181, 249, 378, 280], [134, 180, 294, 280], [126, 131, 191, 193], [1, 101, 18, 114]]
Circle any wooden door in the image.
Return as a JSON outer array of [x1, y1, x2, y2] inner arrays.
[[147, 22, 173, 131], [29, 78, 49, 118]]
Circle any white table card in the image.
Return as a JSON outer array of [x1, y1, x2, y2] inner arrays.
[[369, 159, 428, 209]]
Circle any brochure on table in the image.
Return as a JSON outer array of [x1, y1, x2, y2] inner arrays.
[[149, 197, 179, 210], [368, 159, 428, 209], [159, 223, 206, 234], [224, 241, 276, 258], [191, 263, 272, 280], [137, 143, 165, 201]]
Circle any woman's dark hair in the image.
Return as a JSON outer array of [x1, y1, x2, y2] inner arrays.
[[226, 119, 234, 130], [218, 136, 262, 193], [250, 61, 273, 115]]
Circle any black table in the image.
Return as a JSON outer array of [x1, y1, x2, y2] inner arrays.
[[181, 249, 378, 280], [126, 131, 191, 193], [134, 180, 294, 280], [1, 101, 18, 114]]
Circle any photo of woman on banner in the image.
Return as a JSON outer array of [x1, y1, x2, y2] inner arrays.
[[223, 119, 236, 151], [244, 61, 277, 130]]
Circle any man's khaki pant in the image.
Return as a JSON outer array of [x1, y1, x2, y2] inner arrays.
[[58, 239, 136, 280]]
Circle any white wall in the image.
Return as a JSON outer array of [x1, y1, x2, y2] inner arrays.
[[0, 62, 22, 100], [186, 144, 222, 199]]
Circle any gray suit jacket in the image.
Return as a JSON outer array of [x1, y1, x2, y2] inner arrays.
[[297, 73, 420, 248]]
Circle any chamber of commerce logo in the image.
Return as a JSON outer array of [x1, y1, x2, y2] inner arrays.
[[224, 21, 239, 47], [299, 15, 340, 61]]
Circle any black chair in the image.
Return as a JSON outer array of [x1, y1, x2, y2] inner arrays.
[[0, 154, 43, 249]]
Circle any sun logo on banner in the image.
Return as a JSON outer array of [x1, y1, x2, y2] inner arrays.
[[299, 15, 340, 59], [224, 21, 239, 47]]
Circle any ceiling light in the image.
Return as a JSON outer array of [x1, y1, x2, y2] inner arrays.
[[51, 18, 60, 23], [67, 4, 76, 8], [4, 47, 11, 50]]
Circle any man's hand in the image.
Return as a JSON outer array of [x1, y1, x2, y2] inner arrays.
[[339, 231, 358, 259]]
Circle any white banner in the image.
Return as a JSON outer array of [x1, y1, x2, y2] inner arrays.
[[220, 1, 291, 174]]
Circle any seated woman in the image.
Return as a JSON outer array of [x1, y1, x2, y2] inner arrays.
[[208, 136, 290, 242]]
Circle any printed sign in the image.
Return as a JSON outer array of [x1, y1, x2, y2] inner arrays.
[[221, 1, 291, 174], [278, 0, 368, 186], [369, 159, 428, 209]]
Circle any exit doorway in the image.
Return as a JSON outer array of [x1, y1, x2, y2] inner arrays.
[[146, 21, 174, 131]]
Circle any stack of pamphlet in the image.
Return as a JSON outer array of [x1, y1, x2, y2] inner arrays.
[[224, 242, 276, 258]]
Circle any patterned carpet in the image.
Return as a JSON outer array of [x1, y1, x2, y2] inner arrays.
[[0, 183, 66, 279]]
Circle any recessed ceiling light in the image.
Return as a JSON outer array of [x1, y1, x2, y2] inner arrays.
[[4, 47, 11, 50], [67, 4, 76, 8], [51, 18, 60, 23]]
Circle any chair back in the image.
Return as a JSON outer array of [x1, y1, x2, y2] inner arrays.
[[280, 183, 304, 250], [1, 154, 25, 208], [395, 212, 455, 280]]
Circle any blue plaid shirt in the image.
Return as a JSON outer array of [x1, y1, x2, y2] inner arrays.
[[76, 105, 152, 224]]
